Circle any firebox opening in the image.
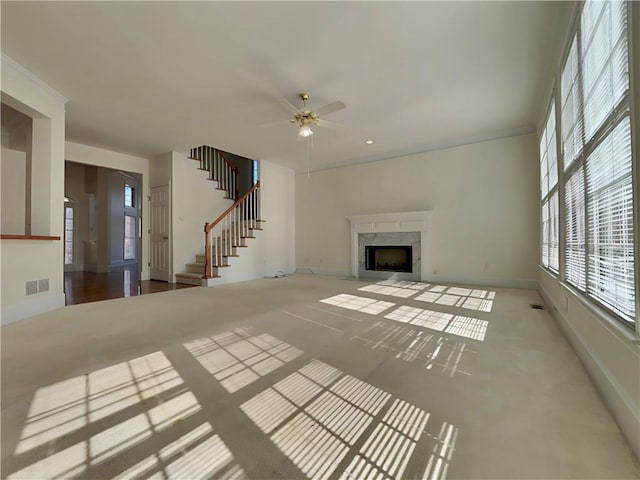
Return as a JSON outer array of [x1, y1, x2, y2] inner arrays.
[[365, 246, 412, 273]]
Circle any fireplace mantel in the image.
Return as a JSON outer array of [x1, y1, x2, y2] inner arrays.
[[346, 211, 432, 280]]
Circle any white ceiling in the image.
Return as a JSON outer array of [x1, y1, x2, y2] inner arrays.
[[1, 1, 571, 172]]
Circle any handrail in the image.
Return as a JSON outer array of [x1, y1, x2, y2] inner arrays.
[[205, 181, 260, 233], [0, 234, 61, 240]]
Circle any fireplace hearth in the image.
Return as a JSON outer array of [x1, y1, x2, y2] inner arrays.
[[365, 246, 412, 273]]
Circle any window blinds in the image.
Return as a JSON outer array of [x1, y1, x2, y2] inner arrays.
[[542, 200, 550, 267], [540, 103, 559, 272], [586, 118, 634, 321], [581, 1, 629, 141], [561, 37, 583, 170], [549, 191, 559, 271], [560, 0, 635, 325], [546, 106, 558, 191], [565, 166, 586, 290]]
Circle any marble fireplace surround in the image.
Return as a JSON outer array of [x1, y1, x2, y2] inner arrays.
[[346, 211, 432, 281]]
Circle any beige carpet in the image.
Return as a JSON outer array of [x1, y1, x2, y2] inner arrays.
[[1, 274, 638, 479]]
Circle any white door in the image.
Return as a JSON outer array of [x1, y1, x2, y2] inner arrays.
[[150, 184, 170, 281]]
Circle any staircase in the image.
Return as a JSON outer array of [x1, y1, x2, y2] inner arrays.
[[175, 146, 263, 286]]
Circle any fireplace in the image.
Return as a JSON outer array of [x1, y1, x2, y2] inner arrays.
[[347, 211, 431, 281], [365, 246, 412, 273]]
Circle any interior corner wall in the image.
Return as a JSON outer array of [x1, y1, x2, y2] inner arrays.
[[65, 141, 150, 280], [539, 270, 640, 459], [295, 133, 540, 287], [64, 162, 89, 270], [1, 55, 67, 325], [1, 147, 27, 235], [170, 152, 231, 283], [204, 159, 296, 285], [261, 160, 295, 275]]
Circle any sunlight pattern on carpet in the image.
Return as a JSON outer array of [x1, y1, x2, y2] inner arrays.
[[184, 328, 302, 393]]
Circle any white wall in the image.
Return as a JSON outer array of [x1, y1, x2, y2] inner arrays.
[[171, 152, 231, 282], [534, 2, 640, 460], [1, 54, 67, 325], [65, 141, 151, 279], [1, 147, 27, 234], [295, 134, 539, 287], [150, 154, 295, 284], [206, 159, 296, 284], [261, 160, 295, 276], [63, 162, 89, 270], [539, 270, 640, 459]]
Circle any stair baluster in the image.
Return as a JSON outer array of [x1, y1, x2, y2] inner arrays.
[[203, 181, 261, 279]]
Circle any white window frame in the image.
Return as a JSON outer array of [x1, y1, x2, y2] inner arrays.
[[540, 99, 560, 274], [64, 203, 74, 267], [556, 1, 638, 330]]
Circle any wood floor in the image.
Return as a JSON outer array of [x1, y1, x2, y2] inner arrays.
[[64, 265, 194, 305]]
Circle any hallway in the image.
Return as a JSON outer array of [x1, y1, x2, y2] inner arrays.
[[64, 265, 194, 305]]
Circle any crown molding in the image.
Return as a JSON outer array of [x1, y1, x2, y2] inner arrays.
[[295, 126, 536, 175], [1, 53, 68, 105]]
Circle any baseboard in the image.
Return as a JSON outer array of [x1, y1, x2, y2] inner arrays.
[[295, 267, 351, 277], [432, 275, 538, 289], [1, 294, 66, 326], [539, 283, 640, 460], [297, 268, 538, 289]]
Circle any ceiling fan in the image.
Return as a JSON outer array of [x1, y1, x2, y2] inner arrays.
[[262, 93, 346, 140]]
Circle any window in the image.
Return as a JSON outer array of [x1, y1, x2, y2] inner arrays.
[[64, 205, 73, 265], [124, 215, 136, 260], [560, 1, 635, 325], [540, 103, 559, 272], [252, 160, 259, 186], [124, 184, 135, 208]]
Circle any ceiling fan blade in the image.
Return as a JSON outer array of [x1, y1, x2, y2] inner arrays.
[[315, 100, 346, 117], [317, 118, 344, 131], [259, 119, 291, 129], [279, 98, 301, 115]]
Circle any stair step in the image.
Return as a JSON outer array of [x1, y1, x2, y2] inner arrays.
[[186, 262, 205, 274], [223, 254, 240, 258], [257, 219, 266, 222], [241, 236, 256, 239], [250, 227, 264, 231], [175, 272, 203, 286]]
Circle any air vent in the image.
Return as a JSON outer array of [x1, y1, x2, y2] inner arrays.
[[26, 280, 38, 296], [530, 304, 544, 310], [38, 278, 50, 293]]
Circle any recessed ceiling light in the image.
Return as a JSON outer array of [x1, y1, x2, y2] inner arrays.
[[365, 140, 374, 145]]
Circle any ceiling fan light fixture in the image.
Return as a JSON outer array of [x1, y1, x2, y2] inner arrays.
[[298, 124, 314, 137]]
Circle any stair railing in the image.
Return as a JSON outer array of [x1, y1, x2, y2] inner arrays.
[[189, 145, 239, 200], [203, 181, 261, 279]]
